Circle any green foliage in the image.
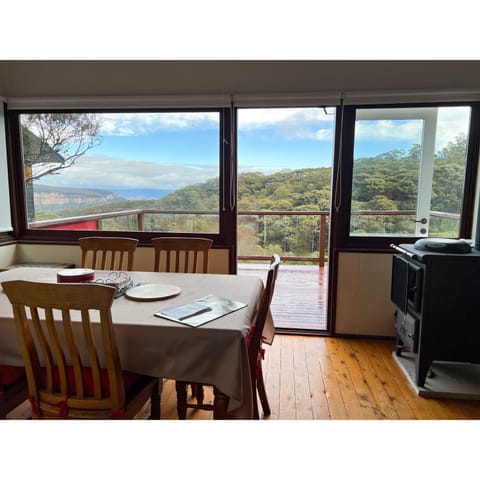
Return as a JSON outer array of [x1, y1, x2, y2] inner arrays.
[[350, 136, 467, 236]]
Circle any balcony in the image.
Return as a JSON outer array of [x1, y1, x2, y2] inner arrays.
[[238, 262, 328, 331]]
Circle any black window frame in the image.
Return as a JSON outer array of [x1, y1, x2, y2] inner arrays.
[[5, 101, 480, 272], [5, 107, 238, 272], [331, 101, 480, 251]]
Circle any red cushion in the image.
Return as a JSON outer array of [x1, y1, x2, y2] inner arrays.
[[0, 365, 26, 388], [41, 366, 142, 397]]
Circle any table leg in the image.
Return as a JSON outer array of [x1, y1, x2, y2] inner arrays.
[[191, 382, 205, 403], [213, 386, 230, 419], [176, 381, 188, 419], [150, 379, 162, 419]]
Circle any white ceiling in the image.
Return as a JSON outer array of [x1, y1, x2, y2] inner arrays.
[[1, 61, 480, 98]]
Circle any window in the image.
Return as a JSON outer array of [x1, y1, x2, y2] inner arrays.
[[0, 104, 13, 235], [17, 111, 224, 235], [347, 105, 472, 240]]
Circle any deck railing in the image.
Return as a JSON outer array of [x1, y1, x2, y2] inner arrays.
[[30, 209, 460, 268]]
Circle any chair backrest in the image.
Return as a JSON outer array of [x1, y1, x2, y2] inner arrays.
[[248, 254, 280, 369], [79, 236, 138, 271], [151, 237, 213, 273], [1, 280, 128, 419]]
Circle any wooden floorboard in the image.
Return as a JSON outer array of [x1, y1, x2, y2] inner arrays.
[[304, 336, 330, 419], [7, 335, 480, 420], [292, 336, 314, 419], [278, 335, 297, 419]]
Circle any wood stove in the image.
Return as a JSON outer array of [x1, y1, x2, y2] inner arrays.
[[391, 241, 480, 387]]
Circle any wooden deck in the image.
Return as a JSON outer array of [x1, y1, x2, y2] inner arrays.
[[238, 262, 328, 331]]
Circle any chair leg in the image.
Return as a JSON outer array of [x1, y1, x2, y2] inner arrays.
[[249, 373, 260, 420], [176, 381, 188, 419], [256, 363, 271, 417], [191, 383, 205, 403]]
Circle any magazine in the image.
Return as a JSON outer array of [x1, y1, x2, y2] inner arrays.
[[155, 294, 247, 327], [158, 301, 212, 321]]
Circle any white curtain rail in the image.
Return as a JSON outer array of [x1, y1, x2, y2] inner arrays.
[[343, 88, 480, 105], [232, 91, 342, 107], [7, 92, 343, 110], [7, 88, 480, 110], [6, 94, 233, 110]]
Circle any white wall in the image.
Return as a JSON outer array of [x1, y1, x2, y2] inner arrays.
[[3, 243, 230, 274], [0, 244, 17, 269], [0, 102, 12, 233]]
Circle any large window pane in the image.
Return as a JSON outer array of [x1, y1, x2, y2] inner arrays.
[[20, 111, 221, 233], [350, 106, 471, 237]]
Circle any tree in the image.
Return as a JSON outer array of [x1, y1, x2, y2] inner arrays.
[[437, 134, 467, 164], [21, 113, 102, 183]]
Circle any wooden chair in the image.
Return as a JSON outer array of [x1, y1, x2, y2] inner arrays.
[[79, 236, 138, 271], [248, 253, 280, 419], [1, 280, 160, 419], [0, 365, 28, 418], [176, 254, 281, 419], [151, 237, 212, 274], [151, 236, 213, 413]]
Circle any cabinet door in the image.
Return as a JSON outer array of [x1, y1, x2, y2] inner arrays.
[[391, 255, 409, 313]]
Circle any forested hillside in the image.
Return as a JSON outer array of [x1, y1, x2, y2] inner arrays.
[[350, 136, 466, 236], [154, 135, 466, 217], [154, 168, 333, 212]]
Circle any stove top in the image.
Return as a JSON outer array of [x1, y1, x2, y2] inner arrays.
[[413, 238, 472, 254]]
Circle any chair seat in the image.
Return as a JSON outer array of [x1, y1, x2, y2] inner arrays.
[[41, 366, 144, 397], [0, 365, 26, 389]]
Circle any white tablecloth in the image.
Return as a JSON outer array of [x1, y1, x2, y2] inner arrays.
[[0, 268, 271, 418]]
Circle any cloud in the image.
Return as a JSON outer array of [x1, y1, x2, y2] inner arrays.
[[38, 155, 218, 190], [355, 106, 471, 150], [436, 106, 471, 148], [238, 107, 334, 141], [355, 119, 423, 143], [99, 112, 219, 136], [99, 108, 335, 141]]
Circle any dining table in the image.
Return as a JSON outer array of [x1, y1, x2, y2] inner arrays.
[[0, 267, 274, 419]]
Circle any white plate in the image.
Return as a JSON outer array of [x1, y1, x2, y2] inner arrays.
[[124, 283, 181, 301]]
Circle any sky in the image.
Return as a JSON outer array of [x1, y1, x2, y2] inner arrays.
[[30, 106, 471, 194], [31, 108, 336, 191]]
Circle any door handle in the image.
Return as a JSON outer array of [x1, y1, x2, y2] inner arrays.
[[415, 218, 428, 224]]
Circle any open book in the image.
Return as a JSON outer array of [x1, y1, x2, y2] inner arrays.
[[155, 294, 247, 327]]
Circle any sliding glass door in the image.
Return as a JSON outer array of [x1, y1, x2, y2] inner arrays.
[[236, 107, 335, 332]]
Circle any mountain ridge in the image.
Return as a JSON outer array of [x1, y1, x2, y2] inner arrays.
[[32, 184, 172, 212]]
